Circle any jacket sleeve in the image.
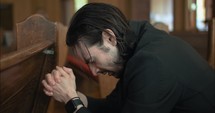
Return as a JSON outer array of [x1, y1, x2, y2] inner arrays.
[[86, 80, 123, 113], [76, 107, 91, 113]]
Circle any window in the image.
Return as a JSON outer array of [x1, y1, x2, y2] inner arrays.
[[196, 0, 207, 31], [74, 0, 88, 11], [150, 0, 173, 31]]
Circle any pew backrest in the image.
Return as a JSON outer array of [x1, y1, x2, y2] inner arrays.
[[208, 18, 215, 69], [0, 14, 56, 113]]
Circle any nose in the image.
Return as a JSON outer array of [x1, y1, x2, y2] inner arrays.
[[88, 63, 99, 76]]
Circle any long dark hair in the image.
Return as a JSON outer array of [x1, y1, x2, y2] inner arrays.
[[66, 3, 135, 60]]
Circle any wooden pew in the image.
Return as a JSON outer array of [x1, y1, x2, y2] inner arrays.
[[170, 31, 209, 60], [46, 22, 68, 113], [0, 14, 56, 113], [208, 18, 215, 69], [56, 23, 69, 67]]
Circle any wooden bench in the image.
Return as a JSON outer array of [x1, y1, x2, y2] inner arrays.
[[208, 18, 215, 69], [0, 14, 56, 113], [170, 31, 209, 60]]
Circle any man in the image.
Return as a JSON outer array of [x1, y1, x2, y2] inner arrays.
[[42, 3, 215, 113]]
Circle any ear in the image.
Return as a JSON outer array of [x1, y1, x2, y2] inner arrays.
[[102, 29, 117, 46]]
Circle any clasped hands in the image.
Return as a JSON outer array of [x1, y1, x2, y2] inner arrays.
[[42, 66, 78, 104]]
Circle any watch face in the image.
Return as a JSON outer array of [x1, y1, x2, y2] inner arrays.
[[65, 97, 84, 113], [72, 97, 84, 108]]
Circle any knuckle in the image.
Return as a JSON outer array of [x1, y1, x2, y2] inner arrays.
[[51, 70, 55, 75], [52, 69, 57, 75], [45, 73, 51, 79], [55, 70, 60, 76], [43, 89, 51, 96], [42, 80, 47, 85], [70, 68, 73, 72]]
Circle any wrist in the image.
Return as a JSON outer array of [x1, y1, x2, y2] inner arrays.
[[64, 91, 78, 104]]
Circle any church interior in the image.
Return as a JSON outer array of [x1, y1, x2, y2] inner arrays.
[[0, 0, 214, 113]]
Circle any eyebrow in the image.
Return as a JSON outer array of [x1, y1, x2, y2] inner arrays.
[[85, 57, 91, 64]]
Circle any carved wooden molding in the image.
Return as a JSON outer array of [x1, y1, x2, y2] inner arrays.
[[0, 14, 56, 113], [16, 14, 56, 50]]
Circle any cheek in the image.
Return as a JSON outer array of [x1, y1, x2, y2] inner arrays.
[[89, 47, 113, 66], [96, 54, 110, 64], [93, 52, 111, 65]]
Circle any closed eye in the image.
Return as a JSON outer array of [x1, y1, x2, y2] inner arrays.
[[86, 57, 95, 64]]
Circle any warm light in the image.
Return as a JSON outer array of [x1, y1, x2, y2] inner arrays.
[[150, 0, 173, 31], [191, 3, 197, 11], [74, 0, 88, 11], [196, 0, 206, 31]]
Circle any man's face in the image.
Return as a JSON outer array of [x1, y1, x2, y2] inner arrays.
[[74, 29, 123, 78]]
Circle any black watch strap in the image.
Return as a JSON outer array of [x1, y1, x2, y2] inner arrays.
[[65, 97, 84, 113]]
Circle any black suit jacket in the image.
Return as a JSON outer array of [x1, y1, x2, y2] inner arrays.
[[78, 21, 215, 113]]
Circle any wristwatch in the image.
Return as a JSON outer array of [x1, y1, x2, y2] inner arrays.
[[65, 97, 84, 113]]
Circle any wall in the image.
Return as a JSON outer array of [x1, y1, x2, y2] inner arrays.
[[89, 0, 131, 19], [0, 0, 63, 27], [89, 0, 150, 21]]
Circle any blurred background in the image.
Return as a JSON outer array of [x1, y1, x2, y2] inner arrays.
[[1, 0, 214, 31], [0, 0, 214, 55], [0, 0, 214, 113]]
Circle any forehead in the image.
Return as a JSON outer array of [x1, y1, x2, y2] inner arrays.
[[72, 39, 101, 54]]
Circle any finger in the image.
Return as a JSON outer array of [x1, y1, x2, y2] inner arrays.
[[63, 67, 75, 79], [56, 66, 69, 78], [43, 89, 53, 96], [42, 80, 53, 92], [63, 66, 73, 74], [45, 73, 55, 85], [52, 69, 61, 83]]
